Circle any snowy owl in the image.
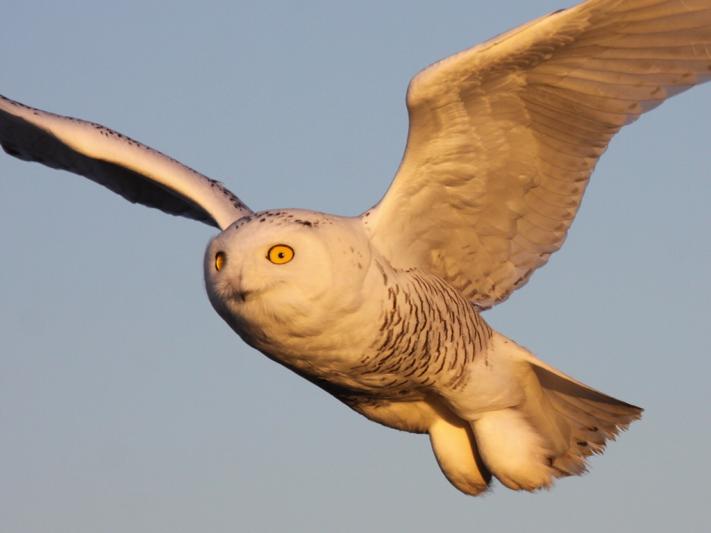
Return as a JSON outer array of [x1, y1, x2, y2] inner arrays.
[[1, 0, 710, 495]]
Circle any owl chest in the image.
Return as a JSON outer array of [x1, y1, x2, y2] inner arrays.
[[234, 299, 386, 388], [354, 275, 493, 392], [233, 272, 491, 397]]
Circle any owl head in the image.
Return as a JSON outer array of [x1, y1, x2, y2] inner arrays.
[[204, 209, 383, 356]]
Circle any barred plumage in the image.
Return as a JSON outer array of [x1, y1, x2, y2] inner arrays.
[[360, 266, 492, 392]]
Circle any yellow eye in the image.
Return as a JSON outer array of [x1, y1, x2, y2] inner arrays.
[[267, 244, 295, 265], [215, 251, 226, 272]]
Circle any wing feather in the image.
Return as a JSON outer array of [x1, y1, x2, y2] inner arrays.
[[0, 95, 251, 229], [364, 0, 711, 308]]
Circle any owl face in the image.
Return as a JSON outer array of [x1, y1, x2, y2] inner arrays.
[[204, 210, 382, 360]]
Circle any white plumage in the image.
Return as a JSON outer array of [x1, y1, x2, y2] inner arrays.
[[1, 0, 709, 495]]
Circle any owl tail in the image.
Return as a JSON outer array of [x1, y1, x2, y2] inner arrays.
[[465, 335, 642, 491]]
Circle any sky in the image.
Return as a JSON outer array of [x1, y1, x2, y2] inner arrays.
[[1, 1, 709, 532]]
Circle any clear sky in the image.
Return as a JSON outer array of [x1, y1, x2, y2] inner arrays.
[[1, 1, 709, 532]]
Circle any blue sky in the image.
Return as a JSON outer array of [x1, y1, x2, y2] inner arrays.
[[1, 1, 709, 532]]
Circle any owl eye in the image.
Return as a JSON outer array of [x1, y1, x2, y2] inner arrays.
[[267, 244, 295, 265], [215, 251, 226, 272]]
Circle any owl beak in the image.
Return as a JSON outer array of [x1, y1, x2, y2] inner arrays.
[[230, 269, 258, 303], [235, 288, 253, 302]]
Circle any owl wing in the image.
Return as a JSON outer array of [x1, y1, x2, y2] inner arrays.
[[363, 0, 711, 309], [0, 94, 252, 229]]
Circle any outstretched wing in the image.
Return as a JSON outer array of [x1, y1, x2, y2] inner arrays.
[[0, 94, 252, 229], [363, 0, 711, 308]]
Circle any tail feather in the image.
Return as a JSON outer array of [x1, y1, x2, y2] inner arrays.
[[527, 358, 643, 477], [465, 334, 643, 489]]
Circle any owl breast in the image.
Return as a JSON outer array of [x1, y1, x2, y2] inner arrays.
[[353, 265, 493, 395], [247, 261, 493, 403]]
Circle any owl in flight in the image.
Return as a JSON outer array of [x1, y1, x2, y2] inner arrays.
[[1, 0, 709, 495]]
